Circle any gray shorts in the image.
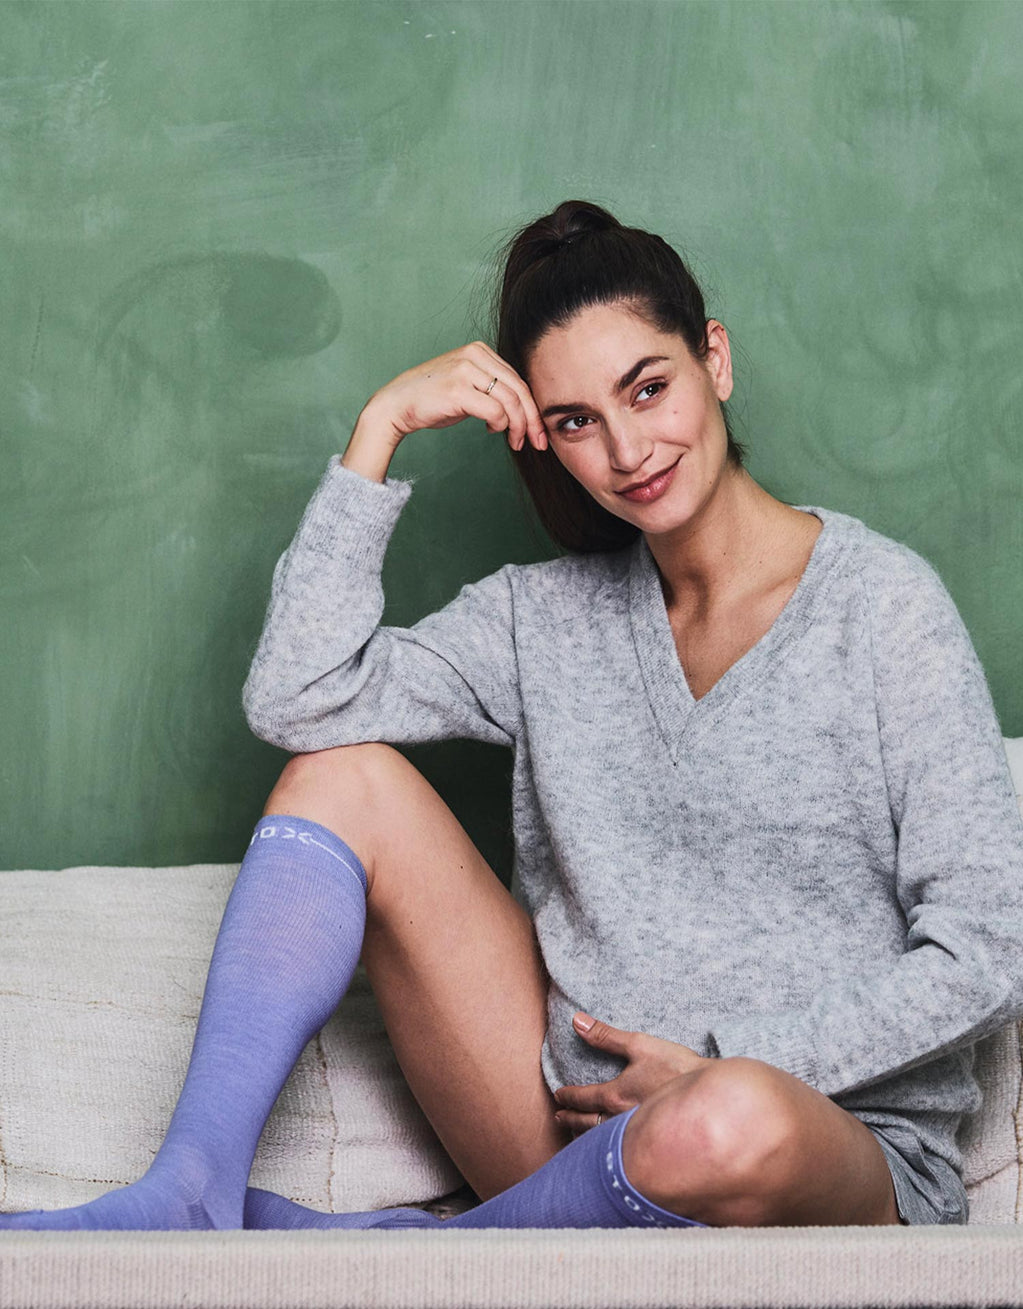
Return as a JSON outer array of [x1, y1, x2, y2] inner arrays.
[[868, 1122, 968, 1226]]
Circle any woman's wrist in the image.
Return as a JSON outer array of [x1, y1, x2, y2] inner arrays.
[[340, 398, 405, 483]]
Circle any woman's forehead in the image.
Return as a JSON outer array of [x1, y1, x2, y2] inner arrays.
[[527, 303, 685, 393]]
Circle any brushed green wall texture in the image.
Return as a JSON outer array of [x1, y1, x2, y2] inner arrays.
[[2, 0, 1020, 870]]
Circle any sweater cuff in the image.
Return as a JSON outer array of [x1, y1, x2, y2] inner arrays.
[[705, 1014, 818, 1085], [292, 454, 414, 571]]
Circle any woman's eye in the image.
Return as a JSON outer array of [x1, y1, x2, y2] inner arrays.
[[557, 415, 592, 434], [555, 384, 663, 435]]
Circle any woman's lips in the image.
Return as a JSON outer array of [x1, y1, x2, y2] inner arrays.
[[617, 456, 682, 503]]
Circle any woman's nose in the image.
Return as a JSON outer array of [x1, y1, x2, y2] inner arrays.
[[605, 419, 654, 472]]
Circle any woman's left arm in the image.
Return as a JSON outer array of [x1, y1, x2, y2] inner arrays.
[[704, 553, 1023, 1098]]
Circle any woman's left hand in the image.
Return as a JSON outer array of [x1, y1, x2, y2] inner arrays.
[[553, 1013, 710, 1134]]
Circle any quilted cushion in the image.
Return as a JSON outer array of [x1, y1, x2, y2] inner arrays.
[[0, 863, 463, 1215]]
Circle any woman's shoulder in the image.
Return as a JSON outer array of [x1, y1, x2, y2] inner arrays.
[[806, 505, 968, 656], [809, 503, 951, 597]]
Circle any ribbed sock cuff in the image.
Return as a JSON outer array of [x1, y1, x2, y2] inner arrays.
[[250, 814, 368, 893]]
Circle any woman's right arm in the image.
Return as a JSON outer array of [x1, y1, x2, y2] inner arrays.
[[242, 342, 548, 755]]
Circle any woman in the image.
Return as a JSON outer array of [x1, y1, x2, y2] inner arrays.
[[3, 200, 1021, 1232]]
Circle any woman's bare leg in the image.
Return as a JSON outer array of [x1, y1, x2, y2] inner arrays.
[[263, 742, 572, 1201]]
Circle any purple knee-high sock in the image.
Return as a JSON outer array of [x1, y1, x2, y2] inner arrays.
[[243, 1106, 706, 1230], [0, 816, 367, 1231]]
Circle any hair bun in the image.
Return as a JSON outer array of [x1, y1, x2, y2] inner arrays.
[[550, 199, 620, 246]]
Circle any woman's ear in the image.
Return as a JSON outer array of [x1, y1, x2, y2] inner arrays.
[[703, 319, 734, 404]]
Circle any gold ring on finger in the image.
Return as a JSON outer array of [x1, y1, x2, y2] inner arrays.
[[485, 375, 498, 395]]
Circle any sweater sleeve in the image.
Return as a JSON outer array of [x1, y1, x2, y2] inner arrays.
[[705, 554, 1023, 1097], [242, 456, 522, 753]]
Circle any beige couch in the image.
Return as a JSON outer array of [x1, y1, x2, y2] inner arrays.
[[1, 741, 1022, 1309]]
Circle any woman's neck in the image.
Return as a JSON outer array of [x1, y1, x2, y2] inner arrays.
[[643, 467, 813, 619]]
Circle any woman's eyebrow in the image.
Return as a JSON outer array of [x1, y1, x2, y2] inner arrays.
[[540, 356, 671, 419]]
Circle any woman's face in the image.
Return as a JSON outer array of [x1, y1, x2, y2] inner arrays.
[[525, 300, 734, 536]]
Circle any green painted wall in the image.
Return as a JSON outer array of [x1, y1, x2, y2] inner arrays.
[[2, 0, 1020, 872]]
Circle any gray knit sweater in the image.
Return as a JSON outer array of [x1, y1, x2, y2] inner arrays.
[[243, 456, 1023, 1181]]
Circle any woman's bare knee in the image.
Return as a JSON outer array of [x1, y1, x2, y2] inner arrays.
[[262, 742, 408, 886], [622, 1059, 798, 1226], [621, 1057, 900, 1227]]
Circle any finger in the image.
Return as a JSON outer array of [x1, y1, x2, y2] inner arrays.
[[465, 343, 548, 451], [473, 373, 531, 451], [452, 356, 518, 437], [573, 1013, 634, 1058], [552, 1083, 588, 1111], [554, 1107, 612, 1135], [465, 385, 517, 438], [553, 1079, 616, 1111]]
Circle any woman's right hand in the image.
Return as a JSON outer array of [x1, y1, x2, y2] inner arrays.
[[343, 341, 548, 483]]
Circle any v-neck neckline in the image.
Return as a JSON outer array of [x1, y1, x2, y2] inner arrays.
[[627, 505, 845, 761]]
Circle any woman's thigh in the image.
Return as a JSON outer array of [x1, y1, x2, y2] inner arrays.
[[263, 743, 572, 1201]]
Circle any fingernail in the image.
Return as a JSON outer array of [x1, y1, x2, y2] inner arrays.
[[574, 1012, 594, 1032]]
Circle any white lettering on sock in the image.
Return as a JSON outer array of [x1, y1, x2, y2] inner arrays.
[[247, 823, 366, 891], [604, 1142, 679, 1227]]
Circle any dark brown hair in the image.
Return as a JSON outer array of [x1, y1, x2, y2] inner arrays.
[[494, 200, 747, 554]]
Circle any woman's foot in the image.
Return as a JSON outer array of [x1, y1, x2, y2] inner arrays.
[[0, 1149, 240, 1231]]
